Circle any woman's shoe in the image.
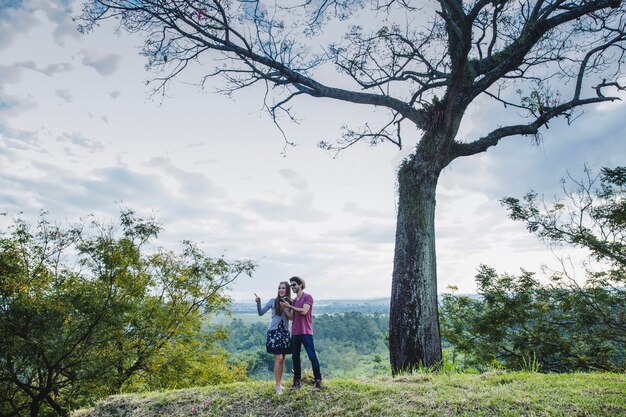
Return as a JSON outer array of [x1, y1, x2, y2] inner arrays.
[[275, 385, 283, 395]]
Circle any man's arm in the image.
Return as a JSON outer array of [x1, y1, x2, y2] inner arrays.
[[280, 302, 294, 320], [290, 303, 311, 316]]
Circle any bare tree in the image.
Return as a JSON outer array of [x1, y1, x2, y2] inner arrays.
[[77, 0, 625, 374]]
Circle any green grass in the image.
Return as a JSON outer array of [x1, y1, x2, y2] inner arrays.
[[73, 372, 625, 417]]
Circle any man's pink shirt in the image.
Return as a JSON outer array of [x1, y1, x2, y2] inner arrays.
[[291, 293, 314, 335]]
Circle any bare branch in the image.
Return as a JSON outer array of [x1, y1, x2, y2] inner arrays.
[[77, 0, 626, 153], [453, 91, 620, 158]]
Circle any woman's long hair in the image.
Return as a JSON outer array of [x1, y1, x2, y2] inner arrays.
[[274, 281, 292, 316]]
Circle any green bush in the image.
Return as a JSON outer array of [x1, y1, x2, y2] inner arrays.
[[441, 167, 625, 372], [0, 210, 254, 416]]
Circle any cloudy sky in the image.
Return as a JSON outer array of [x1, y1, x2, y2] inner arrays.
[[1, 0, 624, 301]]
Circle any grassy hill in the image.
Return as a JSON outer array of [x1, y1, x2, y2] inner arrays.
[[73, 372, 625, 417]]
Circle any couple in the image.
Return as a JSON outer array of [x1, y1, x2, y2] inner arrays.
[[254, 276, 322, 394]]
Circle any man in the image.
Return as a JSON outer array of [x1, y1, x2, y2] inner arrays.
[[281, 276, 322, 389]]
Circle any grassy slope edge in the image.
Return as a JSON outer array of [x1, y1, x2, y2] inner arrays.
[[72, 372, 625, 417]]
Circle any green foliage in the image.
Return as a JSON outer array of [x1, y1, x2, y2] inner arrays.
[[220, 312, 390, 378], [441, 166, 625, 373], [0, 210, 254, 417], [121, 335, 248, 392], [501, 165, 625, 266], [441, 266, 625, 372]]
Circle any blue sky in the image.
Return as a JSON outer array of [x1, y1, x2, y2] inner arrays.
[[1, 0, 624, 301]]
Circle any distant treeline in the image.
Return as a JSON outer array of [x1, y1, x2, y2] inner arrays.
[[229, 299, 390, 315], [220, 312, 390, 378]]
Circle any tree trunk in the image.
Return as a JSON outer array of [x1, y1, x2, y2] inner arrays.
[[389, 154, 443, 374], [46, 394, 68, 417], [29, 399, 40, 417]]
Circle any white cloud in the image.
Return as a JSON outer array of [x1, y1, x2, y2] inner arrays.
[[56, 131, 104, 152], [0, 2, 40, 51], [55, 89, 73, 103], [145, 156, 228, 200], [80, 50, 122, 76], [342, 201, 390, 218], [42, 62, 74, 76]]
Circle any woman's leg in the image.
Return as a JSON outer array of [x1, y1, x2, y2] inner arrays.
[[274, 354, 285, 385], [274, 354, 285, 393]]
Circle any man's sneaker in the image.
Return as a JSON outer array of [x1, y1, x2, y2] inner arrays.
[[314, 379, 322, 389], [291, 379, 301, 389]]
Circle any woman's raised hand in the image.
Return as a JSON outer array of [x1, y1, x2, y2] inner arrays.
[[254, 293, 261, 304]]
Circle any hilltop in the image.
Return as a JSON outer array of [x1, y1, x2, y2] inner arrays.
[[73, 372, 625, 417]]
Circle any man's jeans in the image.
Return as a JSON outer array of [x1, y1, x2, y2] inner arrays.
[[291, 334, 322, 381]]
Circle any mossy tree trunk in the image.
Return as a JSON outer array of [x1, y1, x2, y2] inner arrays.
[[389, 150, 447, 373]]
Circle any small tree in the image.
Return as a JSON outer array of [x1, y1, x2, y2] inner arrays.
[[502, 166, 626, 269], [77, 0, 626, 373], [441, 166, 625, 372], [0, 210, 254, 417]]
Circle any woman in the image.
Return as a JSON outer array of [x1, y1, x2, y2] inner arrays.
[[255, 282, 293, 394]]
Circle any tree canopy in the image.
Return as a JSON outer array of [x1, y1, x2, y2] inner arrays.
[[441, 166, 625, 372], [0, 210, 254, 417]]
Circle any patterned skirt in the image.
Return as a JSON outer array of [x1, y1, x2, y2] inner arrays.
[[266, 320, 292, 355]]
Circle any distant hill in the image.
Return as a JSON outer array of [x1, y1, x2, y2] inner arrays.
[[230, 297, 390, 315], [229, 294, 481, 315]]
